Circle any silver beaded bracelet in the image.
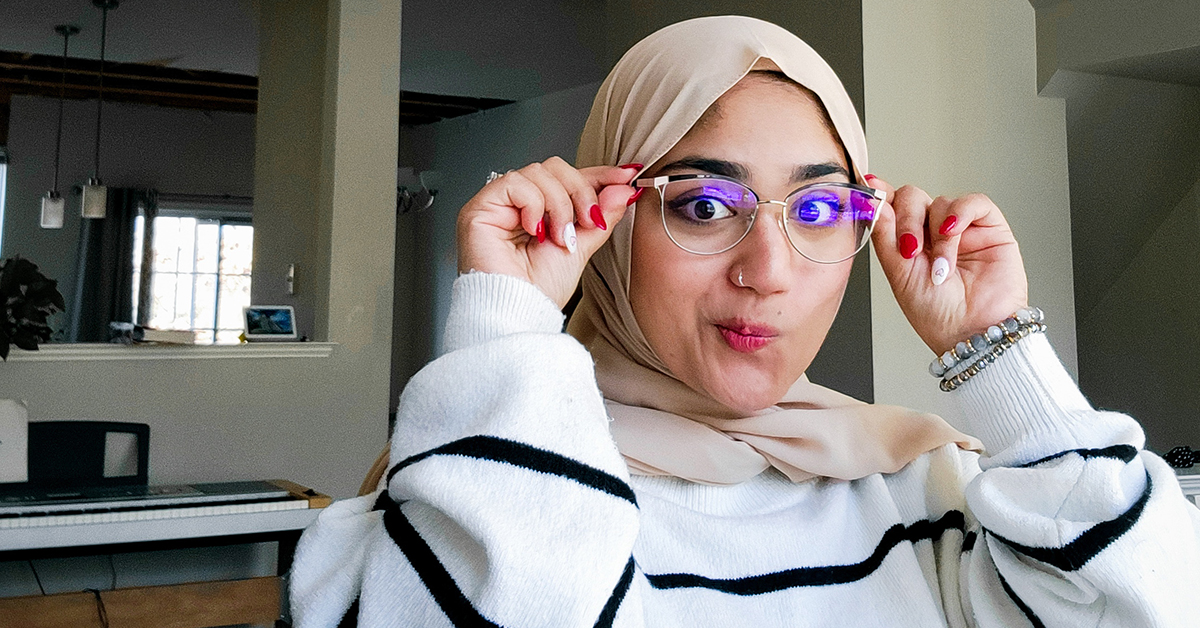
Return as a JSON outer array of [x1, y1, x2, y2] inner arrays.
[[929, 307, 1047, 392]]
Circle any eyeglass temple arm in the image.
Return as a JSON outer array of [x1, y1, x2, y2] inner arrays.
[[633, 176, 670, 188]]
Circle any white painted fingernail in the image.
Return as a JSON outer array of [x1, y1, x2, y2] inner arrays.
[[563, 223, 578, 253], [931, 257, 950, 286]]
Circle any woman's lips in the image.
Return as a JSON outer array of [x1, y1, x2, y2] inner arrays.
[[715, 321, 777, 353]]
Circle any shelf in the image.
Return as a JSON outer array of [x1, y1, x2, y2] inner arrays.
[[4, 342, 336, 362]]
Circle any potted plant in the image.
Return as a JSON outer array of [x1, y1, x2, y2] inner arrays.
[[0, 256, 66, 360]]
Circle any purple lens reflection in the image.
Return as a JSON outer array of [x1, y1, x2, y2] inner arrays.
[[850, 190, 877, 222], [694, 183, 754, 208]]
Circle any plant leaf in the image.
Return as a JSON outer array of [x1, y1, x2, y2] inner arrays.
[[12, 329, 39, 351]]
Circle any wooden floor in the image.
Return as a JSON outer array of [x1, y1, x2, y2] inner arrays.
[[0, 575, 281, 628]]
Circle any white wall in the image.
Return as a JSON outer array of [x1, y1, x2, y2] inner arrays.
[[1058, 72, 1200, 320], [1033, 0, 1200, 89], [863, 0, 1077, 425], [1079, 175, 1200, 451], [1055, 70, 1200, 451], [1032, 0, 1200, 452]]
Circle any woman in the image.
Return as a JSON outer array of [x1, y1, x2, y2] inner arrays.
[[290, 16, 1199, 627]]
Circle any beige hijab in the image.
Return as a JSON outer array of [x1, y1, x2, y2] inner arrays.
[[568, 16, 981, 485]]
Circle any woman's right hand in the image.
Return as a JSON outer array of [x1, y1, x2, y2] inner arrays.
[[456, 157, 640, 308]]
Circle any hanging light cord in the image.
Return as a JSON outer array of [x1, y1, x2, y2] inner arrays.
[[93, 4, 109, 180], [52, 27, 75, 193]]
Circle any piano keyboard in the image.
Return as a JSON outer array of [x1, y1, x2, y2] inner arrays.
[[0, 497, 308, 529]]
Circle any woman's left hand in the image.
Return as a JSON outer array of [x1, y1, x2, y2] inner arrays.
[[867, 176, 1029, 355]]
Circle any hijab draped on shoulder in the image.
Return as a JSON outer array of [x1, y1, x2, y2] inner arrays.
[[568, 15, 981, 485]]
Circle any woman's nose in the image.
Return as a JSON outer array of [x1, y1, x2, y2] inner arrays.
[[730, 202, 794, 294]]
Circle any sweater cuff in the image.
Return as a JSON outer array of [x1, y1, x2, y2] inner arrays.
[[441, 272, 566, 354], [952, 332, 1093, 455]]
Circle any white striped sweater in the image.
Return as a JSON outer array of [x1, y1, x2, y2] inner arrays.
[[289, 272, 1200, 627]]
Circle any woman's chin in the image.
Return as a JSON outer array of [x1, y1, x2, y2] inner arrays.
[[704, 376, 786, 415]]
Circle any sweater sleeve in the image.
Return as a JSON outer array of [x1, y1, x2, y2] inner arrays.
[[328, 272, 640, 627], [952, 333, 1200, 627]]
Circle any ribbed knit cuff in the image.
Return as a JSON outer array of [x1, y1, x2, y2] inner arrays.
[[953, 333, 1093, 456], [441, 272, 566, 355]]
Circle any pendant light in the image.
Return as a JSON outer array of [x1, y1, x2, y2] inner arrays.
[[81, 0, 119, 219], [40, 24, 80, 229]]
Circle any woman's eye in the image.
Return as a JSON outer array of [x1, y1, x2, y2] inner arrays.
[[793, 194, 842, 226], [670, 196, 736, 222]]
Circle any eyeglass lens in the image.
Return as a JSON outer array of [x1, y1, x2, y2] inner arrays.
[[659, 178, 879, 262]]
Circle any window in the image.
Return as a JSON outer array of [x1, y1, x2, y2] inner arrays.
[[0, 148, 8, 255], [132, 204, 253, 345]]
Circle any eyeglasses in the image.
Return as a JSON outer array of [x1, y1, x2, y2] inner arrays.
[[633, 174, 885, 263]]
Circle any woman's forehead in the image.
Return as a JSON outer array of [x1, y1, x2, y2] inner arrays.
[[653, 78, 848, 185]]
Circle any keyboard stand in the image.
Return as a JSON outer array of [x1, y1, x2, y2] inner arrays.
[[0, 479, 330, 628]]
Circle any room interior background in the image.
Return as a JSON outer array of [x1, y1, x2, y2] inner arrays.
[[0, 0, 1197, 505]]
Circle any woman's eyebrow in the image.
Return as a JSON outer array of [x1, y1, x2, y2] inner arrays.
[[657, 158, 849, 184], [657, 157, 749, 180], [791, 162, 850, 183]]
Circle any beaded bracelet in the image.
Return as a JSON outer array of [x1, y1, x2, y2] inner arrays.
[[928, 307, 1047, 392]]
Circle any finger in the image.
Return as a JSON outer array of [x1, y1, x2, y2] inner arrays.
[[492, 170, 548, 240], [542, 157, 605, 232], [863, 173, 895, 204], [927, 193, 1001, 285], [869, 197, 902, 270], [578, 164, 642, 190], [574, 184, 634, 257], [518, 162, 577, 251], [924, 196, 956, 286], [891, 185, 934, 261]]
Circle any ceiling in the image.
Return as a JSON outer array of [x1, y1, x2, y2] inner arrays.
[[0, 0, 260, 76], [1081, 45, 1200, 88], [0, 0, 608, 102]]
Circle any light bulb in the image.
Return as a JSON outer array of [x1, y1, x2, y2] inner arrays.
[[41, 191, 66, 229], [81, 177, 107, 219]]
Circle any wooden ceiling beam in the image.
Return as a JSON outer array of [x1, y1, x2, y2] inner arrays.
[[0, 50, 512, 125]]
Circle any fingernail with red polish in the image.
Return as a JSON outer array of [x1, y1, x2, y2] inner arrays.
[[590, 204, 607, 230], [864, 173, 878, 183], [939, 215, 957, 235], [536, 218, 546, 244], [618, 163, 644, 171], [627, 187, 645, 205], [899, 233, 919, 259]]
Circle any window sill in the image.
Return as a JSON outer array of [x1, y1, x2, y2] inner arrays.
[[4, 342, 336, 362]]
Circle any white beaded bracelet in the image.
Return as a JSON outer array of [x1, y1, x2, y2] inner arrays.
[[929, 307, 1046, 391]]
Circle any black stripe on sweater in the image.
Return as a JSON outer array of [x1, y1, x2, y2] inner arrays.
[[997, 570, 1047, 628], [644, 510, 966, 595], [380, 495, 502, 628], [336, 597, 360, 628], [594, 557, 636, 628], [379, 492, 638, 628], [386, 435, 637, 506], [988, 471, 1152, 571], [1018, 444, 1138, 468]]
